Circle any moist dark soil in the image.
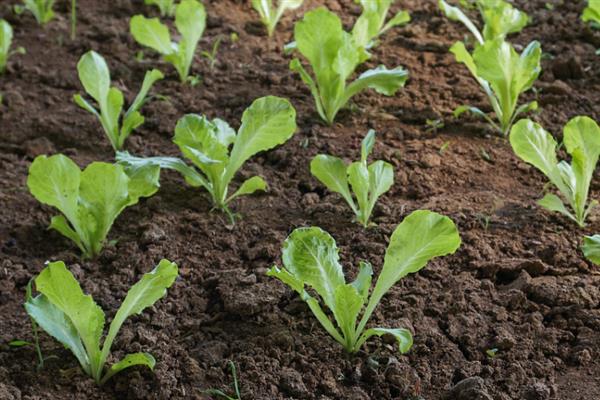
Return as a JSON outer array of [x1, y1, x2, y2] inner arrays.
[[1, 0, 600, 399]]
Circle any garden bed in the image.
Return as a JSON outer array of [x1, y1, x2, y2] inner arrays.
[[1, 0, 600, 399]]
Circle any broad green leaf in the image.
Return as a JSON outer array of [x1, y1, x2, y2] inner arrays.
[[0, 20, 13, 72], [226, 176, 267, 203], [537, 193, 576, 223], [368, 160, 394, 201], [382, 10, 411, 33], [73, 94, 100, 117], [563, 116, 600, 179], [130, 16, 173, 55], [481, 1, 528, 41], [27, 154, 81, 224], [100, 260, 178, 368], [100, 353, 156, 385], [34, 261, 104, 372], [224, 96, 296, 186], [49, 215, 85, 253], [343, 65, 408, 105], [583, 234, 600, 265], [357, 327, 413, 353], [310, 155, 356, 213], [359, 211, 461, 333], [125, 163, 161, 200], [25, 293, 90, 373], [583, 0, 600, 24], [450, 41, 478, 78], [281, 227, 345, 310], [175, 0, 206, 62], [77, 51, 111, 104], [509, 119, 568, 195], [174, 114, 229, 169], [439, 0, 484, 44]]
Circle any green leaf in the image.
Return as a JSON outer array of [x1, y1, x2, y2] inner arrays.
[[481, 1, 529, 41], [583, 234, 600, 265], [49, 215, 85, 253], [100, 353, 156, 385], [145, 0, 176, 17], [344, 65, 408, 103], [77, 51, 111, 104], [289, 58, 326, 122], [509, 119, 570, 196], [357, 327, 413, 354], [583, 0, 600, 24], [537, 193, 577, 223], [310, 155, 356, 213], [358, 211, 461, 334], [116, 151, 210, 190], [32, 261, 104, 376], [224, 96, 296, 187], [27, 154, 81, 225], [366, 160, 394, 217], [361, 129, 375, 162], [174, 0, 206, 79], [438, 0, 484, 44], [226, 176, 267, 203], [348, 161, 370, 222], [281, 227, 345, 310], [267, 266, 304, 294], [125, 162, 161, 200], [99, 260, 178, 374], [125, 69, 164, 121], [332, 284, 364, 348], [0, 20, 14, 73], [130, 15, 173, 55], [25, 291, 91, 373]]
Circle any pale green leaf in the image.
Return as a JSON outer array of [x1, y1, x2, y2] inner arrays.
[[357, 327, 413, 353], [583, 234, 600, 265], [226, 176, 267, 203], [101, 353, 156, 385], [130, 15, 173, 55], [77, 51, 111, 104], [438, 0, 484, 44], [310, 155, 356, 213]]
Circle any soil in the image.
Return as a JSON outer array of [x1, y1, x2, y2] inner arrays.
[[1, 0, 600, 399]]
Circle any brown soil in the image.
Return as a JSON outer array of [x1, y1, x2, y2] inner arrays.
[[1, 0, 600, 399]]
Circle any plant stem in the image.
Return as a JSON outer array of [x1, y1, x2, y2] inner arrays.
[[71, 0, 77, 40]]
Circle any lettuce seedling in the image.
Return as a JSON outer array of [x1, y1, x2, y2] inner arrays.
[[27, 154, 159, 258], [583, 234, 600, 265], [25, 259, 178, 385], [0, 20, 25, 74], [116, 96, 296, 220], [15, 0, 56, 26], [74, 51, 164, 151], [510, 116, 600, 227], [130, 0, 206, 83], [268, 210, 461, 354], [352, 0, 410, 50], [289, 7, 408, 125], [438, 0, 529, 45], [311, 130, 393, 227], [145, 0, 177, 17], [583, 0, 600, 27], [451, 38, 541, 136], [251, 0, 303, 37]]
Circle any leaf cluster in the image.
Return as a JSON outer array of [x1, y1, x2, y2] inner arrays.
[[510, 116, 600, 227], [131, 0, 206, 82], [116, 96, 297, 220], [311, 130, 393, 227], [74, 51, 164, 151], [25, 260, 178, 385], [289, 7, 408, 124], [268, 210, 461, 354], [27, 154, 159, 258]]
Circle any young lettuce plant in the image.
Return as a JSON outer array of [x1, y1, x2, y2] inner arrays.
[[311, 130, 393, 227], [251, 0, 303, 37], [0, 20, 25, 75], [74, 51, 164, 151], [116, 96, 296, 220], [510, 116, 600, 227], [583, 234, 600, 265], [27, 154, 159, 258], [583, 0, 600, 27], [289, 7, 408, 125], [145, 0, 177, 17], [451, 38, 541, 136], [352, 0, 410, 49], [438, 0, 529, 44], [268, 210, 461, 354], [25, 259, 178, 385], [15, 0, 56, 26], [130, 0, 206, 83]]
